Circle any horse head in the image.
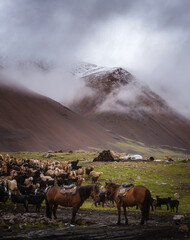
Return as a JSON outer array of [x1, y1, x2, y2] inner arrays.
[[105, 181, 119, 199]]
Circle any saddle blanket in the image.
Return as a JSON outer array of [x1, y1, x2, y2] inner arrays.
[[60, 185, 77, 195], [118, 183, 134, 197]]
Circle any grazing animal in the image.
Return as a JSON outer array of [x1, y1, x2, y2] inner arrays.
[[169, 199, 179, 213], [10, 189, 28, 212], [85, 167, 94, 177], [156, 196, 170, 210], [70, 160, 79, 170], [89, 171, 103, 183], [7, 179, 18, 191], [40, 173, 54, 182], [13, 174, 28, 185], [26, 193, 45, 212], [94, 192, 106, 207], [0, 182, 9, 203], [45, 184, 100, 224], [18, 184, 34, 195], [24, 177, 33, 186], [105, 181, 151, 225]]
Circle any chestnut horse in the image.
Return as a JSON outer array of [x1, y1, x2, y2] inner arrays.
[[45, 184, 100, 224], [105, 182, 151, 225]]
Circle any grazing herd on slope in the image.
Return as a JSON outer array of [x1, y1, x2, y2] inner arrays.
[[0, 153, 179, 224]]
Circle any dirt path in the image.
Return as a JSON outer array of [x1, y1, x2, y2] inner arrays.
[[1, 206, 190, 240]]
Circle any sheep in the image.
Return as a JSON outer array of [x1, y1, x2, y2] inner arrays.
[[89, 171, 103, 183], [76, 167, 85, 176], [24, 177, 33, 186], [40, 173, 54, 182], [7, 179, 18, 191], [77, 175, 85, 186]]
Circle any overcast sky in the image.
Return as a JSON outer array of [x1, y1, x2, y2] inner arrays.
[[0, 0, 190, 118]]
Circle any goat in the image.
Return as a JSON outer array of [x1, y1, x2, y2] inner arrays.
[[95, 192, 106, 207], [156, 195, 170, 210], [0, 182, 9, 203], [85, 167, 94, 177], [70, 160, 79, 170], [18, 184, 34, 195], [169, 199, 179, 213], [26, 193, 45, 213], [10, 189, 28, 212], [13, 174, 28, 185]]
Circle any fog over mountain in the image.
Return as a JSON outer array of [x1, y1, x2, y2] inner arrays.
[[0, 0, 190, 118]]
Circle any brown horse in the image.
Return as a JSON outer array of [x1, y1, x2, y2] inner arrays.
[[105, 182, 151, 225], [45, 184, 100, 224]]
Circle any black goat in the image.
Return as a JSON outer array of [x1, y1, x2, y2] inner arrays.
[[86, 167, 94, 177], [10, 192, 28, 212], [70, 160, 79, 170], [13, 174, 29, 185], [169, 199, 179, 213], [0, 184, 9, 203], [95, 192, 106, 207], [156, 196, 170, 210], [18, 184, 34, 195], [26, 193, 45, 212]]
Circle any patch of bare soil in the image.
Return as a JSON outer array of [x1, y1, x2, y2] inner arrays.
[[0, 204, 190, 240]]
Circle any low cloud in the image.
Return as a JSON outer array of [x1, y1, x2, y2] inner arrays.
[[0, 0, 190, 119]]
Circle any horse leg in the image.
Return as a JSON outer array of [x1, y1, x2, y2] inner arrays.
[[139, 204, 145, 225], [117, 204, 121, 225], [71, 206, 79, 224], [123, 206, 128, 225], [47, 203, 53, 219], [52, 204, 58, 219]]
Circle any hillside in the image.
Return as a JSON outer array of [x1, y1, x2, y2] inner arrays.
[[0, 83, 116, 152]]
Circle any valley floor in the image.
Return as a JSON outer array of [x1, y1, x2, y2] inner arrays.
[[0, 205, 190, 240]]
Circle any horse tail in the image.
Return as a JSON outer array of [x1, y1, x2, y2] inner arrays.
[[45, 189, 51, 218], [142, 189, 151, 221]]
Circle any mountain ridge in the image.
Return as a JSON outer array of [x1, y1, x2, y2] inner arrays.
[[70, 63, 190, 150]]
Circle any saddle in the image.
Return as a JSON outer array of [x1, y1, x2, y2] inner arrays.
[[118, 183, 134, 197], [60, 184, 77, 195]]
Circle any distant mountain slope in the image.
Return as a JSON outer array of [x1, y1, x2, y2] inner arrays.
[[0, 83, 116, 152], [71, 63, 190, 150]]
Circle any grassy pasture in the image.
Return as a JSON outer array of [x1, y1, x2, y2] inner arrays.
[[1, 151, 190, 214]]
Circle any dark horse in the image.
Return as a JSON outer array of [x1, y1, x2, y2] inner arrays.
[[105, 182, 151, 225], [45, 184, 100, 224]]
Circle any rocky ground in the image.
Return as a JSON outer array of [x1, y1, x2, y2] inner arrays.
[[0, 203, 190, 240]]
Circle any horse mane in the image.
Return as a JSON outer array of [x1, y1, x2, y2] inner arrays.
[[78, 184, 94, 201]]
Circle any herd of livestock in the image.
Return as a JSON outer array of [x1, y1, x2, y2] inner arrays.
[[0, 154, 179, 216]]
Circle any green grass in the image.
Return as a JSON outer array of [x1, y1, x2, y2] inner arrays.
[[1, 150, 190, 214], [111, 137, 190, 159]]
